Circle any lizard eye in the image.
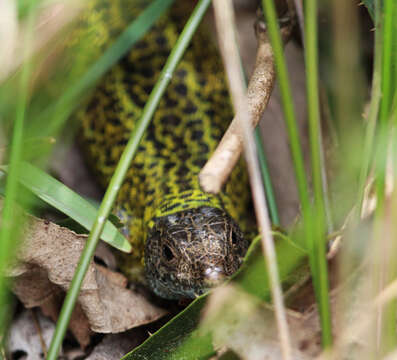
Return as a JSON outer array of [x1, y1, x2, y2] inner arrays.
[[163, 244, 175, 261]]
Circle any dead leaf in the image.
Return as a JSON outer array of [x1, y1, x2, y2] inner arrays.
[[5, 205, 167, 340], [40, 291, 92, 349]]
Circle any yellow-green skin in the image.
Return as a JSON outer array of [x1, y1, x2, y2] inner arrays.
[[77, 0, 251, 299]]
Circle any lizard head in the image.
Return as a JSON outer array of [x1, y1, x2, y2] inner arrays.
[[144, 206, 248, 299]]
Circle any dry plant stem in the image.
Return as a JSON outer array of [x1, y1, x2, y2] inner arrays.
[[199, 21, 283, 193], [0, 0, 81, 82], [0, 0, 17, 80], [293, 0, 305, 45], [30, 309, 48, 358], [211, 1, 292, 359]]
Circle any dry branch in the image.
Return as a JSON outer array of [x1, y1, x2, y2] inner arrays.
[[199, 18, 292, 194]]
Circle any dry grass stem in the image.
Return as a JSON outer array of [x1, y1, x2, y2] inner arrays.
[[0, 0, 18, 80], [30, 309, 48, 358], [375, 278, 397, 309], [211, 1, 293, 359], [382, 349, 397, 360], [0, 0, 82, 82]]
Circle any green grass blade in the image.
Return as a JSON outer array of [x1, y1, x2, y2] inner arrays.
[[0, 3, 36, 336], [376, 0, 397, 352], [356, 0, 381, 216], [46, 1, 212, 358], [30, 0, 176, 138], [260, 0, 311, 233], [17, 0, 42, 19], [304, 0, 332, 347], [254, 128, 280, 226], [0, 162, 131, 252], [261, 0, 333, 347], [375, 0, 395, 209]]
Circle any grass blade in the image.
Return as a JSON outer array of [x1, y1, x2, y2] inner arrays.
[[261, 0, 333, 347], [254, 128, 280, 226], [0, 3, 35, 336], [46, 1, 212, 358], [0, 162, 131, 252], [375, 0, 395, 205], [356, 0, 381, 216], [261, 0, 311, 226], [375, 0, 397, 353], [304, 0, 332, 347]]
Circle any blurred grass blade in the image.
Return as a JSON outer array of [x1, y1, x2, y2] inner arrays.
[[46, 1, 212, 358], [375, 0, 397, 353], [32, 0, 176, 138], [17, 0, 43, 19], [0, 136, 56, 163], [304, 0, 332, 347], [261, 0, 332, 347], [0, 162, 131, 252], [260, 0, 311, 231], [356, 11, 381, 216], [375, 0, 396, 207], [0, 1, 36, 336]]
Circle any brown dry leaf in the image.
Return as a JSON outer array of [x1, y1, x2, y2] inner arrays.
[[40, 291, 93, 349], [5, 207, 167, 339]]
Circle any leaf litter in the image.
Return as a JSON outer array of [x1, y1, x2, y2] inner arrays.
[[3, 201, 166, 353]]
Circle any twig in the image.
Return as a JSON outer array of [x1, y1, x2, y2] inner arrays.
[[30, 309, 48, 358], [293, 0, 305, 46], [211, 1, 293, 359], [199, 19, 292, 194]]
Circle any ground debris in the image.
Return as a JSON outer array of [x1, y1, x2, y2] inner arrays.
[[4, 206, 166, 346], [85, 330, 145, 360], [7, 309, 55, 360]]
